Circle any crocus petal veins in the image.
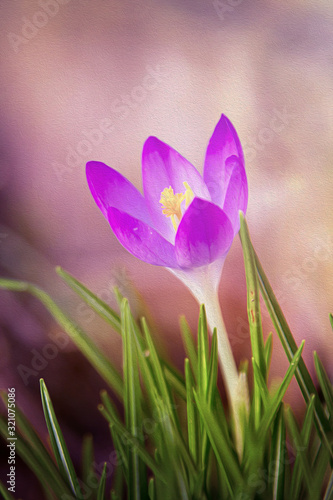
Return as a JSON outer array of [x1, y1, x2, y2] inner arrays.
[[86, 114, 248, 270]]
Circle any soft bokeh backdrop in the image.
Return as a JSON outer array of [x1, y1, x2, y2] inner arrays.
[[0, 1, 332, 497]]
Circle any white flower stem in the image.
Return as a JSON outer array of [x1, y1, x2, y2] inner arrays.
[[169, 262, 249, 458]]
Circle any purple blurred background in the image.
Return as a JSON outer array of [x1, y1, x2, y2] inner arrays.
[[0, 0, 332, 497]]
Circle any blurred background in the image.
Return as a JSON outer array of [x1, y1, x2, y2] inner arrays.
[[0, 0, 332, 497]]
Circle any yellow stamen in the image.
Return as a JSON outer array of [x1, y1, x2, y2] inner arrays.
[[159, 182, 194, 231], [183, 181, 194, 208]]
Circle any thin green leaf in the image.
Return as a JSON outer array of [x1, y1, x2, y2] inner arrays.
[[314, 352, 333, 418], [81, 434, 96, 497], [264, 332, 273, 378], [290, 395, 315, 499], [56, 266, 121, 334], [260, 341, 305, 435], [148, 477, 156, 500], [270, 406, 286, 500], [185, 358, 197, 463], [286, 407, 317, 499], [164, 364, 187, 400], [323, 469, 333, 500], [0, 416, 73, 498], [98, 405, 166, 482], [0, 391, 72, 496], [122, 299, 146, 499], [197, 305, 209, 399], [96, 462, 107, 500], [193, 390, 243, 494], [252, 358, 269, 409], [40, 379, 81, 497], [239, 213, 266, 378], [180, 316, 198, 380], [207, 328, 218, 408], [0, 278, 123, 398], [0, 481, 16, 500], [254, 253, 333, 458]]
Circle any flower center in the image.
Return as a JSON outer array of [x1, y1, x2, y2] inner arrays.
[[159, 182, 194, 231]]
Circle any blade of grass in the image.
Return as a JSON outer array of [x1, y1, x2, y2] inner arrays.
[[180, 316, 198, 380], [193, 390, 243, 494], [98, 405, 165, 483], [323, 469, 333, 500], [164, 364, 187, 401], [286, 407, 318, 499], [290, 395, 315, 499], [270, 406, 286, 500], [314, 352, 333, 418], [40, 379, 81, 497], [239, 214, 266, 429], [81, 434, 96, 497], [0, 416, 73, 498], [260, 341, 305, 436], [122, 298, 146, 499], [0, 481, 16, 500], [185, 358, 198, 463], [56, 267, 121, 334], [96, 462, 107, 500], [254, 254, 333, 459], [0, 278, 123, 398], [264, 332, 273, 378], [0, 391, 73, 496]]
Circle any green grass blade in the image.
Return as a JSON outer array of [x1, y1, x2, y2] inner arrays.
[[56, 267, 121, 334], [96, 462, 107, 500], [290, 395, 315, 499], [122, 298, 146, 499], [185, 358, 198, 463], [260, 341, 305, 435], [197, 305, 209, 399], [81, 434, 96, 497], [239, 214, 266, 378], [330, 313, 333, 331], [270, 406, 286, 500], [207, 328, 218, 408], [1, 391, 73, 496], [0, 416, 73, 498], [180, 316, 198, 380], [0, 481, 16, 500], [40, 379, 81, 497], [98, 405, 165, 482], [164, 364, 187, 400], [286, 407, 318, 499], [314, 352, 333, 418], [254, 254, 333, 458], [193, 390, 243, 494], [264, 332, 273, 378], [252, 358, 269, 409], [148, 477, 156, 500], [323, 469, 333, 500], [0, 278, 123, 398]]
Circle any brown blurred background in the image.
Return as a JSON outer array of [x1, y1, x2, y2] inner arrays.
[[0, 0, 332, 497]]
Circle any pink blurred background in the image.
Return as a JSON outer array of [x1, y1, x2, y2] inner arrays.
[[0, 0, 332, 497]]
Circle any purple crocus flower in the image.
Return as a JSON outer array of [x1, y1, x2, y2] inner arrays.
[[86, 115, 249, 453], [86, 115, 247, 273]]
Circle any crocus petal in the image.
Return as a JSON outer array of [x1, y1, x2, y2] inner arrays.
[[221, 155, 248, 234], [203, 115, 245, 207], [86, 161, 151, 225], [142, 137, 211, 242], [107, 207, 180, 268], [175, 198, 234, 268]]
